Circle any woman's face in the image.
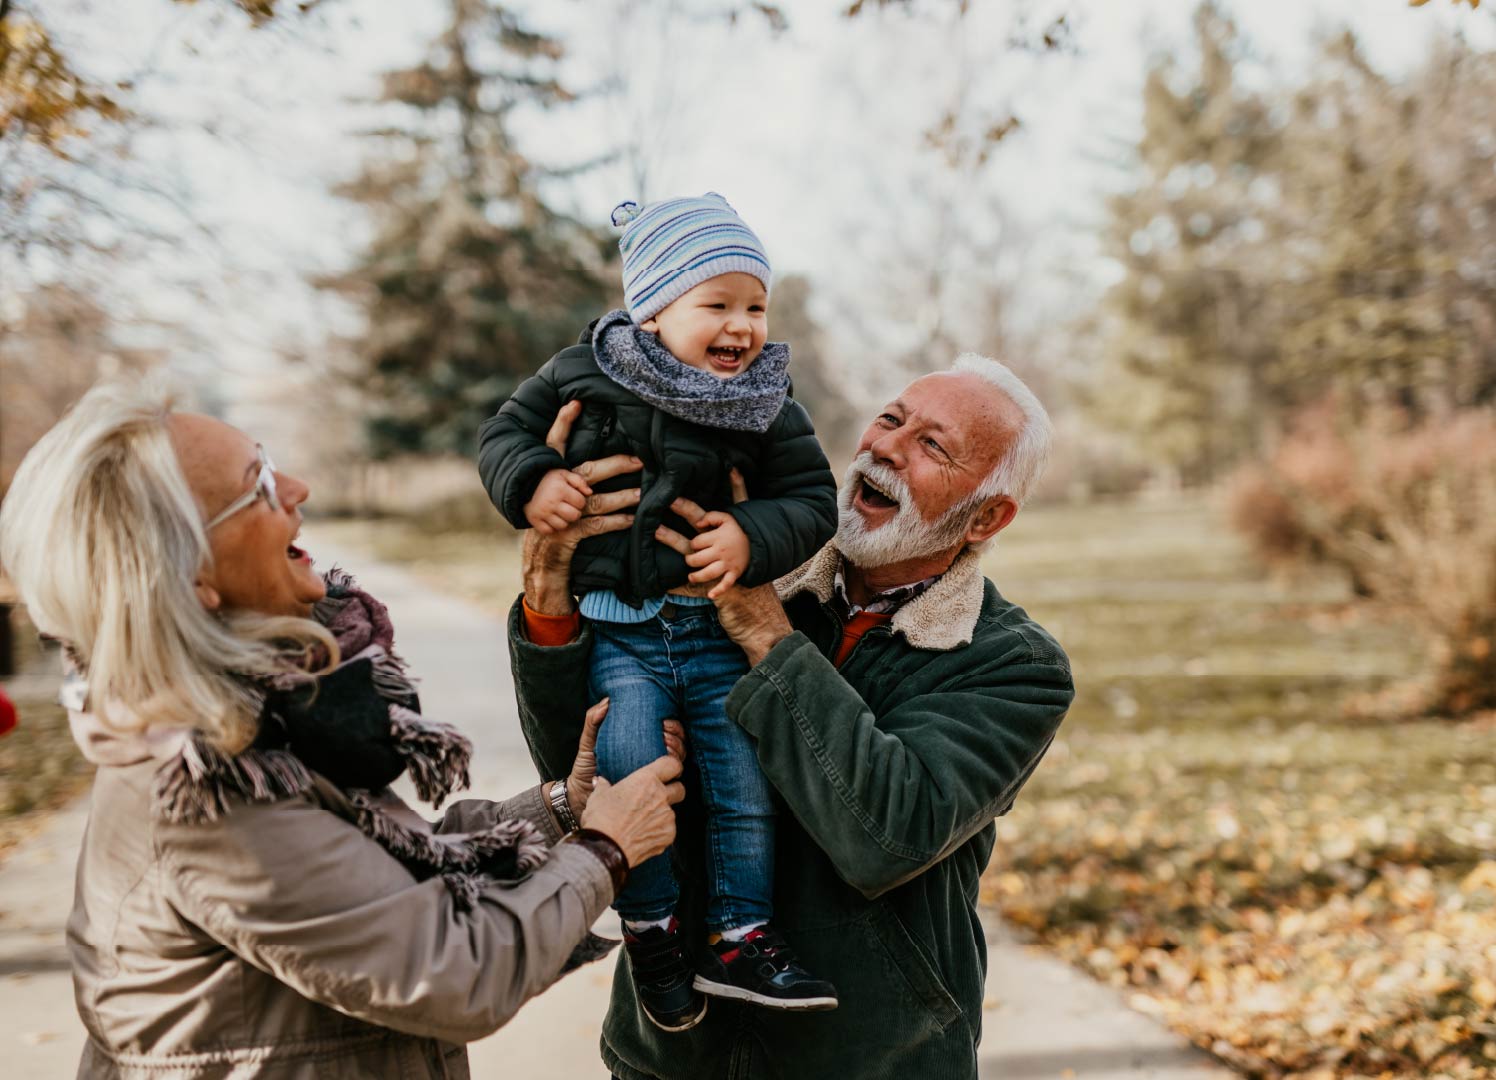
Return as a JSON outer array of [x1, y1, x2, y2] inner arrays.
[[170, 414, 325, 618]]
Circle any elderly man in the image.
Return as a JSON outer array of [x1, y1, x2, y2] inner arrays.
[[507, 353, 1074, 1080]]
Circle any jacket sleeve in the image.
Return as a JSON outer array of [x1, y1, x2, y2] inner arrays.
[[476, 360, 569, 529], [727, 399, 840, 586], [506, 596, 593, 782], [726, 631, 1072, 899], [157, 790, 612, 1045], [436, 781, 563, 841]]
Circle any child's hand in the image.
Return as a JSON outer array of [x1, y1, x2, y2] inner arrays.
[[524, 467, 593, 534], [685, 513, 751, 599]]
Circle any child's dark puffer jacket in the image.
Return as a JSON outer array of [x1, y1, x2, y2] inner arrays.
[[477, 330, 838, 607]]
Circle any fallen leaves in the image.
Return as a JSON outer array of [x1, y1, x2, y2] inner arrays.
[[979, 498, 1496, 1077], [985, 717, 1496, 1076]]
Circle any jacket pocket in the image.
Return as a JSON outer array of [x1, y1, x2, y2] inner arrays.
[[866, 904, 963, 1031]]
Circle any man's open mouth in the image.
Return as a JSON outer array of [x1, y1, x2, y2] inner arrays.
[[858, 475, 899, 510], [708, 346, 745, 365], [287, 533, 308, 561]]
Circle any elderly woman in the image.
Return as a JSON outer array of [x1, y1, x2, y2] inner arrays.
[[0, 376, 684, 1079]]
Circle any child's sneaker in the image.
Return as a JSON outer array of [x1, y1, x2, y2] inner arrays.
[[693, 925, 838, 1010], [623, 918, 708, 1032]]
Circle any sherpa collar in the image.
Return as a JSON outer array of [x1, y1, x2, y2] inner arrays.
[[775, 543, 988, 651]]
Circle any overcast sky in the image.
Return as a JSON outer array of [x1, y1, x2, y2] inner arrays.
[[36, 0, 1496, 425]]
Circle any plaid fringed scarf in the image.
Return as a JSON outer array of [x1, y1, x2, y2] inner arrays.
[[151, 568, 550, 909]]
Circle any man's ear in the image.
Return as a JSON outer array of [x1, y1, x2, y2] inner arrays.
[[640, 315, 659, 333], [194, 575, 222, 612], [965, 495, 1019, 547]]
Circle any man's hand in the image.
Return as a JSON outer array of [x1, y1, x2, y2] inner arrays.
[[684, 513, 751, 599], [522, 400, 643, 616], [656, 469, 794, 665]]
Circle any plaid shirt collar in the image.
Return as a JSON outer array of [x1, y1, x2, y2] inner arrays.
[[830, 561, 943, 618]]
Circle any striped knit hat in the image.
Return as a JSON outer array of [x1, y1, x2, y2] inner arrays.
[[611, 193, 772, 324]]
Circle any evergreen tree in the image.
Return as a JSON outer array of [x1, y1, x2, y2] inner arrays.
[[1088, 6, 1496, 482], [324, 0, 613, 457], [1086, 2, 1284, 483], [1276, 33, 1496, 420]]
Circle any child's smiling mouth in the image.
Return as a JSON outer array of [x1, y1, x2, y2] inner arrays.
[[706, 346, 748, 373]]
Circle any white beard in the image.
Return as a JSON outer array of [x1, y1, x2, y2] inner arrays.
[[833, 453, 980, 568]]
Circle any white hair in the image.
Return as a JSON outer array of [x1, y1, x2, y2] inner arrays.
[[834, 354, 1054, 564], [0, 374, 334, 752], [952, 352, 1053, 507]]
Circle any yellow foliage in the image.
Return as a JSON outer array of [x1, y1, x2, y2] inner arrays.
[[0, 10, 126, 153]]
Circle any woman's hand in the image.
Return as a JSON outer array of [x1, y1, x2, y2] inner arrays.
[[580, 756, 685, 868], [522, 400, 644, 616], [655, 469, 795, 666], [565, 699, 686, 821]]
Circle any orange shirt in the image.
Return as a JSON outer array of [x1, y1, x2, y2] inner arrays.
[[832, 611, 893, 667], [520, 599, 890, 670], [520, 599, 584, 646]]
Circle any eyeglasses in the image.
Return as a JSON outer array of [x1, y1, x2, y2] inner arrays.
[[206, 445, 281, 530]]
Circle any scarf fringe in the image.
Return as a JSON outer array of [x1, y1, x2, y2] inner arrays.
[[150, 565, 552, 898], [348, 791, 548, 879], [560, 932, 622, 974], [441, 870, 489, 913], [370, 649, 420, 702], [388, 705, 472, 806], [315, 565, 358, 609], [153, 737, 313, 824]]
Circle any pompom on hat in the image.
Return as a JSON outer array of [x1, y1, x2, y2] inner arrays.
[[611, 192, 772, 324]]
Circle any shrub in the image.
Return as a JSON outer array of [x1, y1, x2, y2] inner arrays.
[[1229, 404, 1496, 717], [1226, 400, 1379, 594]]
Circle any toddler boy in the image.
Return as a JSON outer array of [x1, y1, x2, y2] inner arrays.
[[478, 194, 839, 1032]]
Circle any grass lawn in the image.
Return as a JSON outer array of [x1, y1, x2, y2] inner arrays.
[[320, 498, 1492, 1076], [987, 498, 1496, 1078]]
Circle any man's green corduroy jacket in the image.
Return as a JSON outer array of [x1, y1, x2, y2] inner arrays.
[[508, 542, 1074, 1080]]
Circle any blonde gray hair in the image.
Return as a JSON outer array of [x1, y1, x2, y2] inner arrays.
[[0, 374, 334, 752]]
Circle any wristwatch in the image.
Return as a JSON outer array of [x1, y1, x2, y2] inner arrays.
[[548, 778, 580, 834]]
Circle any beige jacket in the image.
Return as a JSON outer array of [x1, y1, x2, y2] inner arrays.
[[68, 730, 613, 1079]]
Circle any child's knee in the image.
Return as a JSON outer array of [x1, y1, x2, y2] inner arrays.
[[594, 694, 670, 779]]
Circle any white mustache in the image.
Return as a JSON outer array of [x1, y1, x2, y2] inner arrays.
[[840, 453, 910, 509]]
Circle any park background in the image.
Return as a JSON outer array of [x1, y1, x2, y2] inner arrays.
[[3, 0, 1496, 1075]]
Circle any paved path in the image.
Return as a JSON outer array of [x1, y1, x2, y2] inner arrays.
[[0, 541, 1233, 1078]]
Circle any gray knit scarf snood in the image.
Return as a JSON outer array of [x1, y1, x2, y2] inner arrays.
[[592, 308, 789, 433]]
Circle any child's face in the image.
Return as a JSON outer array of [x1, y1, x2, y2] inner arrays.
[[640, 273, 768, 379]]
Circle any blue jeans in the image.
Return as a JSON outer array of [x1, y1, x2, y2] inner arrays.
[[589, 604, 774, 932]]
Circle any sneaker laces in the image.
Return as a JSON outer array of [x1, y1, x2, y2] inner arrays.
[[624, 919, 689, 987]]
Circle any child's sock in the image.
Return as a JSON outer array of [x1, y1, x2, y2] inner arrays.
[[624, 916, 674, 935], [710, 922, 767, 945]]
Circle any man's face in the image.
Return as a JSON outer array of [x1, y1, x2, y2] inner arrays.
[[641, 273, 769, 379], [836, 372, 1021, 567]]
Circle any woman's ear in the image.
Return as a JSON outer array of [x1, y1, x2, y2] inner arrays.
[[640, 316, 659, 333], [194, 575, 222, 612]]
